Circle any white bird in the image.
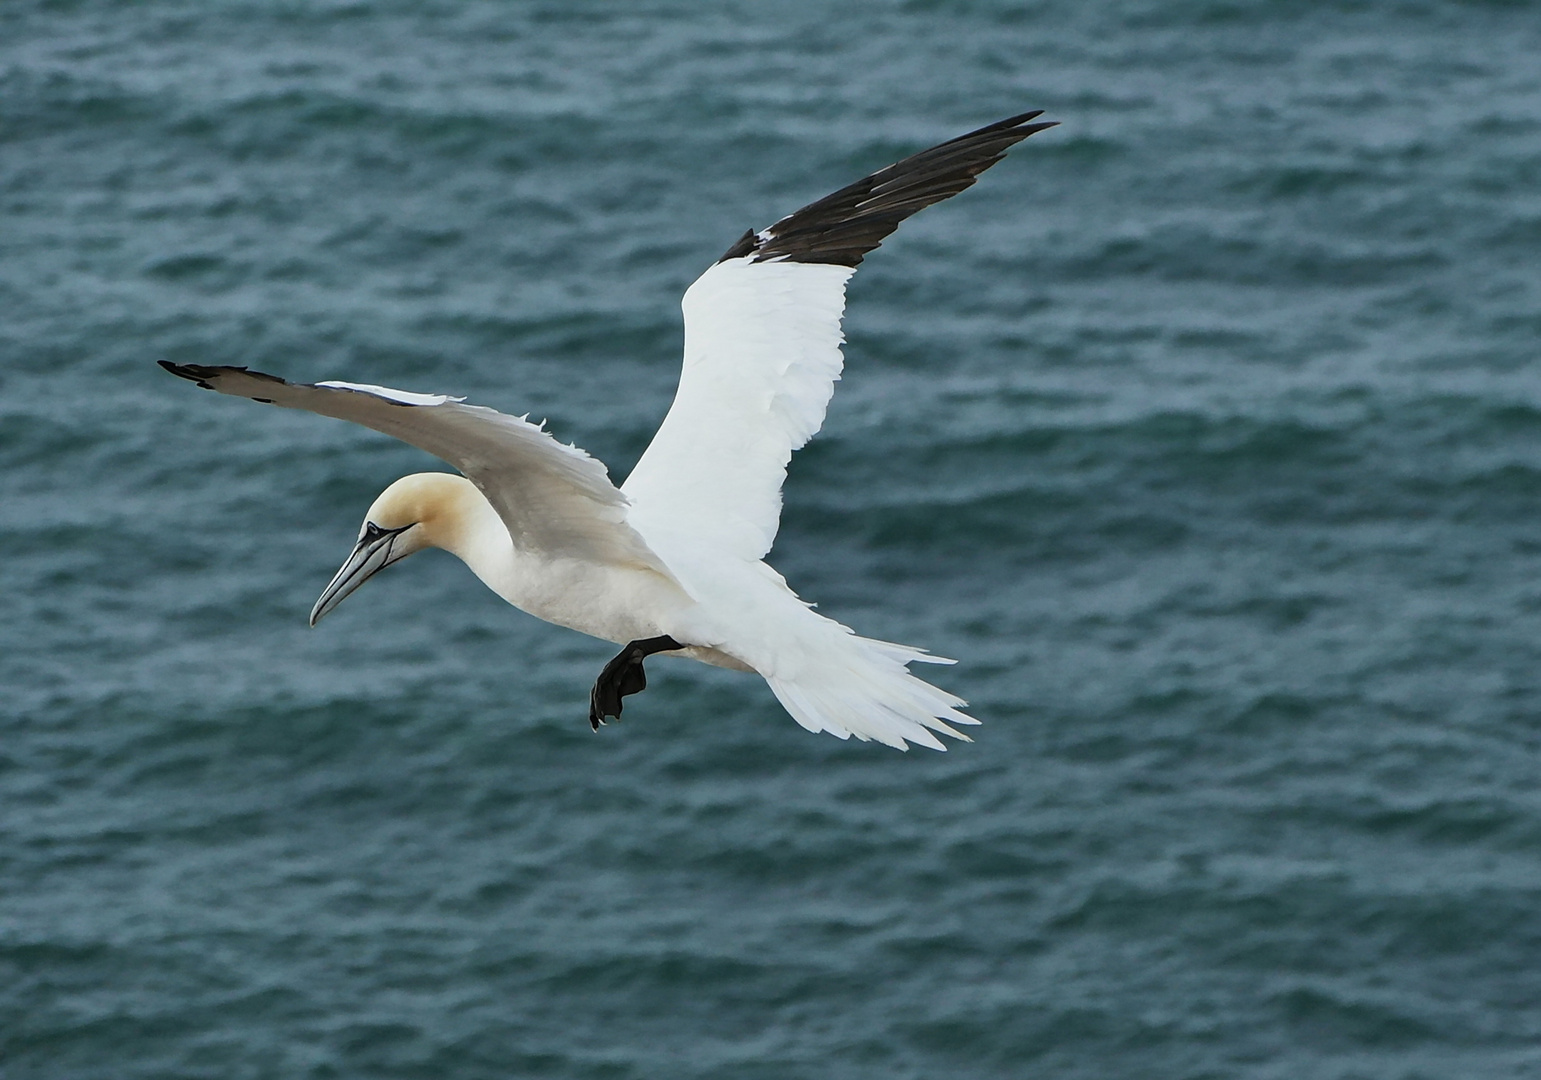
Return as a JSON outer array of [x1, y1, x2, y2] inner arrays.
[[162, 111, 1056, 750]]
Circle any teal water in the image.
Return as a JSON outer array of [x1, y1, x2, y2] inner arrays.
[[5, 2, 1541, 1077]]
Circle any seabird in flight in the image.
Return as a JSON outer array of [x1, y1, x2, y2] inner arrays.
[[162, 111, 1057, 749]]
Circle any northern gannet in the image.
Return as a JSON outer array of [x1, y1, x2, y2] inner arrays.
[[162, 112, 1057, 750]]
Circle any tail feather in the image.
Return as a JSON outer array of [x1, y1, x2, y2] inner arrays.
[[861, 637, 959, 666], [765, 633, 978, 752], [663, 557, 979, 750]]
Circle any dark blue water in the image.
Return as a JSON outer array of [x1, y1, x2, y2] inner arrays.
[[5, 2, 1541, 1077]]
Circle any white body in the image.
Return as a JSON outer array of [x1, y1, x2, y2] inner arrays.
[[179, 259, 975, 749], [437, 481, 746, 670]]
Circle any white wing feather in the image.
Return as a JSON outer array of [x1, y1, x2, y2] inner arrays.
[[624, 111, 1058, 560], [622, 257, 854, 559], [161, 363, 673, 577]]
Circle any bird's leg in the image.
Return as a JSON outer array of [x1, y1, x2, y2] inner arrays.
[[589, 635, 684, 730]]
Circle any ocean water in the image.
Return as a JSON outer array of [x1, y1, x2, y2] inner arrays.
[[4, 1, 1541, 1077]]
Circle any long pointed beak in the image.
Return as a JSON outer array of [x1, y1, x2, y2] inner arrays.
[[310, 526, 406, 627]]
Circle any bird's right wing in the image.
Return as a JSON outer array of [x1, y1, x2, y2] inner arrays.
[[159, 362, 674, 577], [621, 112, 1056, 563]]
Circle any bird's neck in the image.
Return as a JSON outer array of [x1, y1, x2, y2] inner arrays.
[[416, 476, 516, 586]]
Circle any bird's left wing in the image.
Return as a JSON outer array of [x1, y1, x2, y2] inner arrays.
[[622, 112, 1056, 563], [159, 362, 674, 576]]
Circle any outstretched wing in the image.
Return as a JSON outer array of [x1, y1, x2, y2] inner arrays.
[[622, 112, 1056, 561], [160, 362, 673, 576]]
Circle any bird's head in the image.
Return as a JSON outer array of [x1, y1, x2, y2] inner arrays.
[[309, 472, 473, 626]]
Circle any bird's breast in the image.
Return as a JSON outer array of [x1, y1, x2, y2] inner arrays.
[[480, 553, 696, 646]]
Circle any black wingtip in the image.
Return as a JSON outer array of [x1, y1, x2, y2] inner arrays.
[[159, 360, 218, 390], [720, 228, 758, 263], [158, 361, 289, 391], [718, 111, 1058, 267], [942, 110, 1047, 143]]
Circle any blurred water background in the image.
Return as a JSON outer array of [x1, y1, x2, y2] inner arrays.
[[4, 1, 1541, 1077]]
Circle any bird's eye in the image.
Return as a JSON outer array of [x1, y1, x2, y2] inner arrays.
[[363, 522, 384, 540]]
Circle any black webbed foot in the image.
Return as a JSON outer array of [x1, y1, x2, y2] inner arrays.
[[589, 635, 683, 730]]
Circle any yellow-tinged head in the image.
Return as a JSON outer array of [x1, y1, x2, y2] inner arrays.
[[309, 472, 483, 626]]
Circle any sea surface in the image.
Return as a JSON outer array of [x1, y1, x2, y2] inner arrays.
[[4, 2, 1541, 1077]]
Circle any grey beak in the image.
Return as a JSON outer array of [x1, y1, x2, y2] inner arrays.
[[310, 524, 408, 627]]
